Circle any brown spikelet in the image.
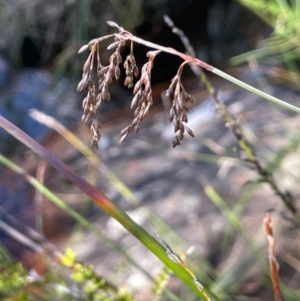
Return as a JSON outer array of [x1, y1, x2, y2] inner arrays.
[[77, 31, 126, 148], [77, 22, 195, 149], [165, 65, 195, 148], [119, 50, 161, 143], [124, 42, 139, 89]]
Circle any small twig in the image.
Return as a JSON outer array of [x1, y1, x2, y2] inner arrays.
[[263, 213, 283, 301]]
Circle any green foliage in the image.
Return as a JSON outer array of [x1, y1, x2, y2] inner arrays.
[[234, 0, 300, 69], [0, 255, 28, 297], [0, 244, 136, 301], [152, 266, 171, 301], [61, 247, 77, 268]]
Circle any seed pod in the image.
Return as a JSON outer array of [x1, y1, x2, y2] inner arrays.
[[116, 53, 122, 65], [178, 94, 184, 110], [148, 95, 153, 106], [102, 91, 110, 101], [82, 97, 88, 109], [106, 21, 120, 28], [95, 130, 100, 141], [175, 101, 181, 115], [145, 82, 151, 94], [182, 91, 190, 101], [83, 58, 91, 74], [95, 100, 102, 112], [119, 133, 128, 144], [131, 116, 138, 126], [102, 83, 108, 93], [133, 66, 139, 77], [98, 80, 104, 90], [133, 81, 141, 94], [94, 120, 102, 129], [173, 118, 180, 132], [109, 66, 115, 77], [97, 67, 106, 77], [107, 41, 121, 50], [174, 83, 180, 100], [172, 136, 180, 148], [138, 96, 144, 107], [181, 113, 188, 123], [178, 132, 184, 141], [91, 138, 99, 149], [114, 67, 121, 79], [120, 127, 129, 136], [78, 44, 89, 54], [165, 89, 171, 97], [83, 111, 91, 122], [143, 105, 150, 117], [77, 73, 89, 91], [167, 76, 178, 95], [179, 122, 185, 133], [124, 76, 130, 86], [169, 109, 175, 122], [185, 125, 195, 137], [134, 107, 141, 117], [131, 91, 141, 109]]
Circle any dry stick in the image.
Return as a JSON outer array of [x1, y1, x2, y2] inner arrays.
[[264, 213, 282, 301], [162, 16, 298, 218]]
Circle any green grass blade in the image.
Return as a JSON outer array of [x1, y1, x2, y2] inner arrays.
[[0, 115, 220, 301], [0, 153, 154, 280], [212, 68, 300, 114]]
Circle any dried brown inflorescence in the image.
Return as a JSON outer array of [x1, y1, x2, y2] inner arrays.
[[166, 63, 194, 147], [119, 50, 160, 143], [77, 33, 125, 148], [77, 21, 195, 148]]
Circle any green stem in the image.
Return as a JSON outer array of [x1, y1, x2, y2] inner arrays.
[[122, 31, 300, 114], [212, 68, 300, 114]]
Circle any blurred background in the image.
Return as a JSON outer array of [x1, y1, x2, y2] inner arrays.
[[1, 0, 300, 300]]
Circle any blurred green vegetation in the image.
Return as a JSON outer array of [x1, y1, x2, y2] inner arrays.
[[234, 0, 300, 78], [0, 0, 143, 74]]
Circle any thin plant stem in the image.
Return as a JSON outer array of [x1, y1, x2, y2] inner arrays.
[[116, 29, 300, 114]]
